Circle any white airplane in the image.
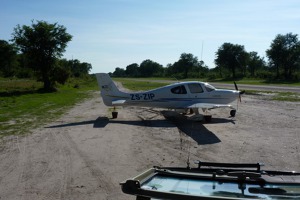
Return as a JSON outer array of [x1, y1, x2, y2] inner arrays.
[[95, 73, 244, 121]]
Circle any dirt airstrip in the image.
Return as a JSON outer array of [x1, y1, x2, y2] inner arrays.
[[0, 85, 299, 200]]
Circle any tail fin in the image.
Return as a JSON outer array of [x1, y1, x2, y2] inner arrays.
[[95, 73, 123, 106]]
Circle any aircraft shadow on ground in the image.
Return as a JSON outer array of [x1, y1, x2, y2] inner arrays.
[[45, 116, 174, 129], [45, 119, 101, 128], [160, 111, 223, 145], [45, 110, 233, 145]]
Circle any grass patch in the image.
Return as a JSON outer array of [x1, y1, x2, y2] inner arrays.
[[0, 78, 43, 95], [208, 78, 300, 86], [271, 92, 300, 102], [0, 77, 98, 137], [245, 90, 299, 102]]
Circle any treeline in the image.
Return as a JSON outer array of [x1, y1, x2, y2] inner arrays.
[[112, 33, 300, 81], [1, 20, 299, 88], [0, 43, 91, 79], [0, 20, 92, 91]]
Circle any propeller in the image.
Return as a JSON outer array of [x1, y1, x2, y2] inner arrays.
[[234, 81, 245, 102]]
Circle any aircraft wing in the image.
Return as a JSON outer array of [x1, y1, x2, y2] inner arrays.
[[187, 103, 233, 110], [112, 99, 126, 105]]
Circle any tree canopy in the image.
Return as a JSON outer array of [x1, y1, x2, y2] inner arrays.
[[215, 43, 248, 79], [12, 20, 73, 91], [139, 59, 163, 77], [125, 63, 139, 77], [266, 33, 300, 79]]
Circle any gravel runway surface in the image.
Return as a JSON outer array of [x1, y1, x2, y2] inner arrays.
[[0, 88, 299, 199]]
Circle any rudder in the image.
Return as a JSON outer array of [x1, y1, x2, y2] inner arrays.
[[95, 73, 122, 106]]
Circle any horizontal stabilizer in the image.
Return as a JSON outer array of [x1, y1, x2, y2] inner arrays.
[[112, 99, 126, 105]]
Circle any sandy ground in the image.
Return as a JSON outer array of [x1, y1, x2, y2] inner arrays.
[[0, 86, 299, 200]]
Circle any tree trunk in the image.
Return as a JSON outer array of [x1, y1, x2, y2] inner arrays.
[[43, 77, 51, 91], [42, 71, 55, 92]]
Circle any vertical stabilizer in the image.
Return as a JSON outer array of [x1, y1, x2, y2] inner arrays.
[[95, 73, 123, 106]]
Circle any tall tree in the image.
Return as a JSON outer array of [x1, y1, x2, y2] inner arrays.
[[12, 20, 72, 91], [215, 43, 247, 79], [139, 59, 163, 77], [175, 53, 199, 78], [266, 33, 300, 79], [125, 63, 139, 77]]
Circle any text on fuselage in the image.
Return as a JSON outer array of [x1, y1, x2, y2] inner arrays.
[[130, 93, 155, 100]]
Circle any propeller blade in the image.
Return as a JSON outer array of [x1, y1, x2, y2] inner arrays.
[[234, 82, 243, 102], [234, 81, 238, 91]]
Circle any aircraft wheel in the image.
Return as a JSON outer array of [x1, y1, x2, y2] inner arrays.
[[112, 111, 118, 118], [230, 110, 236, 117]]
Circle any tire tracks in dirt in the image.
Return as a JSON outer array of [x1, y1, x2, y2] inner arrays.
[[61, 130, 115, 195]]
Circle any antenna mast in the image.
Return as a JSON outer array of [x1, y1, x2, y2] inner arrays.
[[201, 41, 204, 61]]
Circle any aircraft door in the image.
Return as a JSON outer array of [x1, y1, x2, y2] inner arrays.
[[187, 83, 205, 100]]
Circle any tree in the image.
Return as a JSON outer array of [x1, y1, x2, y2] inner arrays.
[[113, 67, 126, 77], [11, 20, 72, 91], [215, 43, 247, 79], [139, 59, 163, 77], [0, 40, 17, 77], [247, 52, 266, 77], [266, 33, 300, 79], [70, 59, 92, 77], [125, 63, 139, 77], [174, 53, 199, 78]]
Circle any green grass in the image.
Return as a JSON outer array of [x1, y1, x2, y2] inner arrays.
[[0, 78, 43, 93], [272, 92, 300, 102], [0, 77, 98, 137], [245, 90, 300, 102], [210, 78, 300, 86]]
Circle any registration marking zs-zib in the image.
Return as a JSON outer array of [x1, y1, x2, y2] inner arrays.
[[130, 93, 155, 101]]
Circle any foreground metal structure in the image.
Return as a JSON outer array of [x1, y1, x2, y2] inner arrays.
[[120, 161, 300, 200]]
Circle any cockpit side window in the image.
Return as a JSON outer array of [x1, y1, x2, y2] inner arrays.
[[188, 83, 203, 93], [205, 84, 215, 92], [171, 85, 187, 94]]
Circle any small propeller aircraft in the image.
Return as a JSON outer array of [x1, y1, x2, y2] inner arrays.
[[96, 73, 244, 121]]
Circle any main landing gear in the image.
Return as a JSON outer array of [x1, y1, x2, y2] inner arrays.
[[230, 109, 236, 117]]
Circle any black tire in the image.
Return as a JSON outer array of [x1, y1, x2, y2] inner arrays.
[[230, 110, 236, 117]]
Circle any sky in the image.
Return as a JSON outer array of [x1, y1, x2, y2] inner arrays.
[[1, 0, 299, 74]]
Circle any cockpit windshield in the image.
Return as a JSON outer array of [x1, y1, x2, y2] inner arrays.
[[204, 83, 216, 92]]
